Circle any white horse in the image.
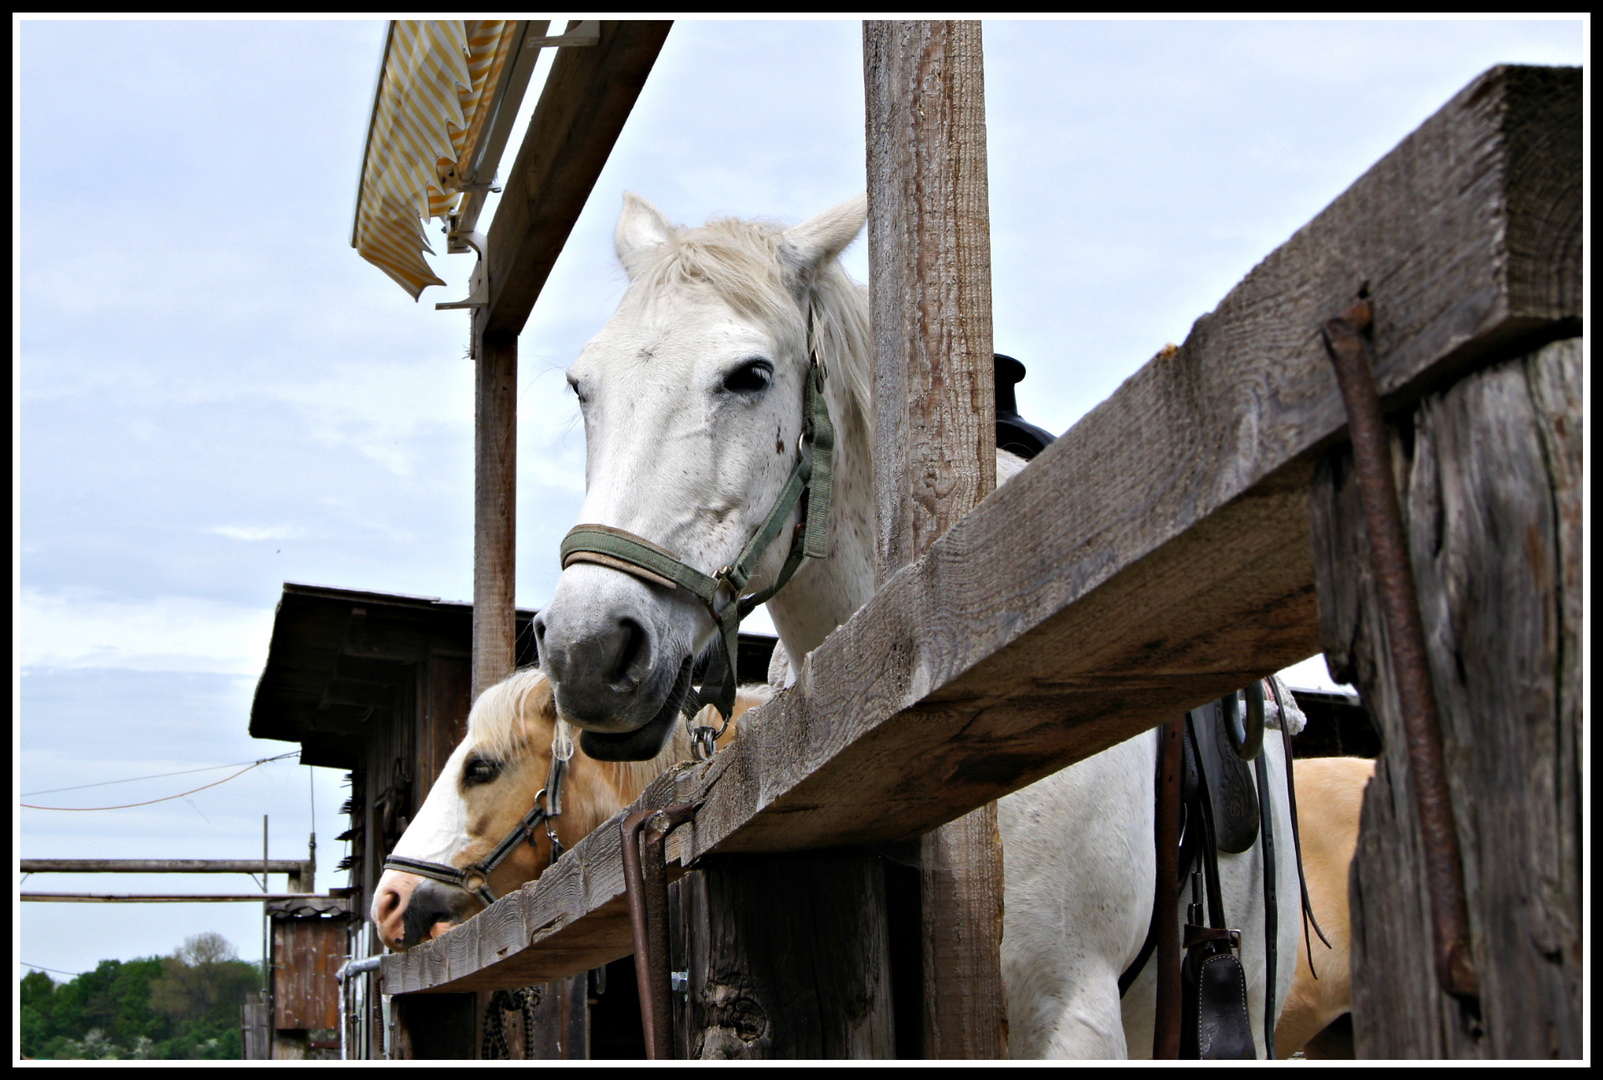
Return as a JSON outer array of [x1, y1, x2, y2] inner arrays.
[[525, 193, 1302, 1058]]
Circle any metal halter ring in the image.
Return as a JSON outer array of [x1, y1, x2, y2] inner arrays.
[[686, 708, 730, 761]]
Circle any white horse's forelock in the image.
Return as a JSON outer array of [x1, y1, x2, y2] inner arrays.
[[626, 213, 874, 445]]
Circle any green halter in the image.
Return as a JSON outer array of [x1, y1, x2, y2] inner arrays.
[[559, 335, 835, 724]]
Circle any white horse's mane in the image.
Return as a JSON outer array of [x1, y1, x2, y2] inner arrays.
[[629, 213, 875, 448], [465, 666, 772, 796]]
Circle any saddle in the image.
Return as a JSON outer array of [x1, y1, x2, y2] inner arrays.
[[1182, 698, 1259, 855], [1119, 693, 1270, 1058]]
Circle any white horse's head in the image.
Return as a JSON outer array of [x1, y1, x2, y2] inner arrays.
[[370, 667, 760, 951], [534, 193, 870, 760]]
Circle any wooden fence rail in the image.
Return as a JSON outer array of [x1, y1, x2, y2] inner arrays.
[[382, 62, 1578, 1058]]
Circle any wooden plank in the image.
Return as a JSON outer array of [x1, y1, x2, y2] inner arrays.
[[20, 859, 309, 874], [383, 63, 1578, 997], [480, 21, 672, 341], [472, 332, 517, 702], [1318, 338, 1582, 1058], [864, 20, 1005, 1060]]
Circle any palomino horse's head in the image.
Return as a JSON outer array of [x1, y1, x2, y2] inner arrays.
[[534, 193, 870, 760], [370, 668, 759, 951]]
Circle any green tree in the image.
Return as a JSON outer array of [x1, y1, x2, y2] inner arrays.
[[21, 932, 260, 1059]]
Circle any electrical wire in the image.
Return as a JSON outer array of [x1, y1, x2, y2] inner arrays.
[[21, 754, 298, 812], [22, 751, 300, 797], [21, 962, 86, 979]]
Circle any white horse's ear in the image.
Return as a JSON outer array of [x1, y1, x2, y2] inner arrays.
[[615, 191, 675, 276], [778, 193, 867, 286]]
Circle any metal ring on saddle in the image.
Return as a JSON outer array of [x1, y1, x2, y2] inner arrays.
[[1226, 681, 1266, 761]]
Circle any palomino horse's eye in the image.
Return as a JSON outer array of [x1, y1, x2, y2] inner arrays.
[[462, 757, 501, 787], [721, 358, 773, 395]]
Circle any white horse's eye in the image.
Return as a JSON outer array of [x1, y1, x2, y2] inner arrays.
[[720, 358, 773, 395], [462, 757, 501, 787]]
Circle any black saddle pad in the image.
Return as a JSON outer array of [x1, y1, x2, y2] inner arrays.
[[1187, 700, 1260, 854]]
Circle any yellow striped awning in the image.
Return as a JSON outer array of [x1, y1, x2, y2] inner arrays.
[[352, 20, 518, 300]]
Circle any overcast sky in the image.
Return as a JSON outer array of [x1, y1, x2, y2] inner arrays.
[[15, 16, 1585, 984]]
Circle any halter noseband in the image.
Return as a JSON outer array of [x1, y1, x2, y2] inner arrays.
[[558, 308, 835, 727], [383, 734, 572, 907]]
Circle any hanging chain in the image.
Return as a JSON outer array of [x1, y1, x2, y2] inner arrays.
[[482, 985, 544, 1059]]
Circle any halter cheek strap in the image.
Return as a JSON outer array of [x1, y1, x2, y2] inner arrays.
[[558, 330, 834, 725]]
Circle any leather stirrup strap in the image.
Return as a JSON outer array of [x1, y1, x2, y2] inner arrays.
[[1254, 749, 1278, 1059], [1267, 679, 1332, 979]]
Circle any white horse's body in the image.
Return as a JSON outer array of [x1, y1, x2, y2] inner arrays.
[[524, 193, 1301, 1057]]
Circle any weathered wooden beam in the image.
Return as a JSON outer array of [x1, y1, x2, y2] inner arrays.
[[480, 21, 671, 340], [1317, 337, 1582, 1058], [383, 64, 1578, 997], [469, 20, 669, 704], [471, 330, 517, 703], [21, 859, 309, 875], [865, 19, 1006, 1060]]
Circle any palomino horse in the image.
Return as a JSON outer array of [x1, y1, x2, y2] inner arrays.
[[1275, 755, 1373, 1057], [530, 193, 1303, 1058], [370, 668, 765, 950]]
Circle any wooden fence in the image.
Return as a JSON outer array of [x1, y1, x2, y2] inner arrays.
[[382, 25, 1580, 1061]]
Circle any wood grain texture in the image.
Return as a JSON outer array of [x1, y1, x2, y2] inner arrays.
[[382, 64, 1578, 999], [481, 21, 671, 340], [1315, 338, 1581, 1058], [865, 20, 996, 568], [672, 852, 896, 1058], [472, 333, 517, 703], [865, 20, 1005, 1059]]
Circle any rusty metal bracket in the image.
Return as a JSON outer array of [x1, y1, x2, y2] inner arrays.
[[1320, 299, 1479, 1002], [621, 803, 698, 1059]]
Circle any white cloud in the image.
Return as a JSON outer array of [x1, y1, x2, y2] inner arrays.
[[208, 524, 304, 541], [16, 590, 276, 675]]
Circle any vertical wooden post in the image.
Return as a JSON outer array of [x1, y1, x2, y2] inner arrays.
[[1310, 338, 1582, 1057], [864, 19, 1007, 1059], [672, 851, 896, 1058], [472, 324, 518, 702]]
